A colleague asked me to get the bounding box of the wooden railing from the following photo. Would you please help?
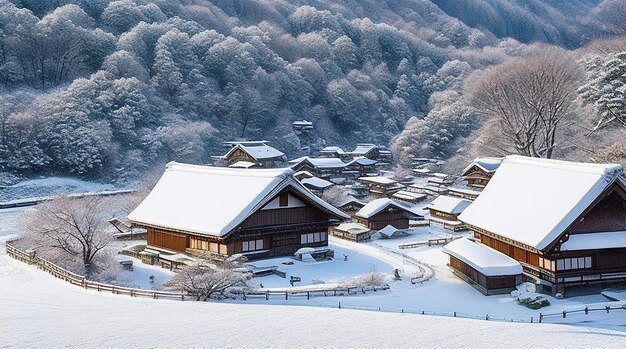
[399,236,461,249]
[5,241,389,301]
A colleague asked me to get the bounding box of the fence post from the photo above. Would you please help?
[562,310,566,318]
[181,294,184,301]
[307,291,310,300]
[585,307,588,315]
[486,314,489,321]
[243,292,246,301]
[266,291,269,300]
[338,302,341,309]
[531,316,533,323]
[285,291,288,300]
[539,313,543,323]
[606,306,610,313]
[454,311,456,317]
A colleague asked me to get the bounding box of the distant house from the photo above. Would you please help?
[443,238,523,295]
[319,146,346,158]
[461,157,504,188]
[447,187,481,201]
[337,197,366,217]
[292,120,313,134]
[426,195,472,232]
[355,198,423,230]
[392,190,426,205]
[343,157,378,177]
[289,157,346,179]
[377,224,409,239]
[459,155,626,295]
[214,141,286,168]
[128,163,349,260]
[300,176,334,196]
[329,222,372,242]
[358,176,405,197]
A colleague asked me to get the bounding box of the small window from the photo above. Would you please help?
[242,241,249,252]
[557,259,564,270]
[301,234,307,244]
[279,192,289,207]
[584,256,592,268]
[256,239,264,250]
[219,244,227,255]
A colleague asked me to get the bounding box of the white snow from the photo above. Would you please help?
[442,238,523,276]
[228,161,258,168]
[459,155,624,249]
[128,162,348,237]
[358,176,398,185]
[300,177,334,189]
[223,141,285,161]
[378,225,405,239]
[334,222,371,235]
[349,144,377,156]
[561,231,626,251]
[426,195,472,215]
[288,157,346,168]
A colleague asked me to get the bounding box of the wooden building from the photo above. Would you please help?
[355,198,423,230]
[289,156,346,179]
[337,197,366,217]
[128,163,349,261]
[319,146,347,159]
[213,141,286,168]
[299,176,334,196]
[392,190,426,204]
[447,187,481,201]
[459,155,626,295]
[329,222,372,242]
[292,120,313,134]
[343,157,378,178]
[461,157,503,188]
[358,176,405,197]
[443,238,523,295]
[426,195,472,232]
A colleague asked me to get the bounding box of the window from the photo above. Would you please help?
[301,232,327,244]
[242,239,264,252]
[279,192,289,207]
[539,257,556,272]
[556,257,592,270]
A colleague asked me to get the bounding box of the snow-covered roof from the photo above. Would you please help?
[427,196,472,215]
[358,176,398,185]
[335,222,371,234]
[223,142,285,161]
[392,191,426,202]
[128,162,348,237]
[462,157,504,175]
[459,155,624,250]
[443,238,523,276]
[289,157,346,168]
[346,157,378,166]
[292,120,313,126]
[300,177,334,189]
[320,146,345,154]
[338,197,366,208]
[350,144,377,156]
[356,198,421,219]
[560,231,626,251]
[228,161,258,169]
[447,187,482,196]
[378,224,405,238]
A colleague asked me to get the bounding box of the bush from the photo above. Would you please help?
[517,295,550,310]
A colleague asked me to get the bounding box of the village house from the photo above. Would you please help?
[459,155,626,295]
[358,176,405,197]
[336,197,366,217]
[319,146,347,159]
[447,187,481,201]
[355,198,423,230]
[461,157,504,188]
[299,176,334,196]
[213,141,286,168]
[443,237,523,295]
[343,157,379,178]
[128,163,349,261]
[392,190,427,204]
[288,156,347,179]
[426,195,472,232]
[292,120,313,134]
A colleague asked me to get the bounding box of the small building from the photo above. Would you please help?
[426,195,472,232]
[348,143,379,159]
[228,161,259,169]
[427,176,454,187]
[329,222,372,242]
[407,184,449,196]
[443,238,523,295]
[350,181,370,198]
[343,157,378,178]
[392,190,427,205]
[300,176,334,196]
[412,168,432,177]
[461,157,504,188]
[459,155,626,295]
[319,146,346,158]
[214,141,286,168]
[358,176,405,197]
[355,198,423,230]
[337,197,366,217]
[289,156,346,179]
[447,187,481,201]
[292,120,313,134]
[377,224,409,239]
[128,163,349,261]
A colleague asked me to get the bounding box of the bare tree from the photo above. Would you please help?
[25,195,113,269]
[164,255,252,300]
[468,47,580,158]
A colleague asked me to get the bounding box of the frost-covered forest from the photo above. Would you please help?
[0,0,624,182]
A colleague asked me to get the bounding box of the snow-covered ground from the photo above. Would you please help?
[0,177,122,202]
[2,206,626,347]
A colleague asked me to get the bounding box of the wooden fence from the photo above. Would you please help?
[538,304,626,323]
[399,236,461,249]
[5,241,389,301]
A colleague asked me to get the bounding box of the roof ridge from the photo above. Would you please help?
[505,155,623,176]
[166,162,293,178]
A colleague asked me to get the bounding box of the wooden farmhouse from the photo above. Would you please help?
[459,155,626,295]
[299,176,334,196]
[461,157,503,188]
[358,176,405,197]
[319,146,347,159]
[337,197,366,217]
[426,195,472,232]
[128,163,349,261]
[355,198,423,230]
[447,187,481,201]
[292,120,313,134]
[289,156,346,179]
[443,238,523,295]
[214,141,286,168]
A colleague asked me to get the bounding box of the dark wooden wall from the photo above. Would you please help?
[241,206,329,228]
[358,210,409,230]
[568,190,626,234]
[450,256,518,290]
[478,234,540,267]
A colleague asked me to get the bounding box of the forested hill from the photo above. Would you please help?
[0,0,617,182]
